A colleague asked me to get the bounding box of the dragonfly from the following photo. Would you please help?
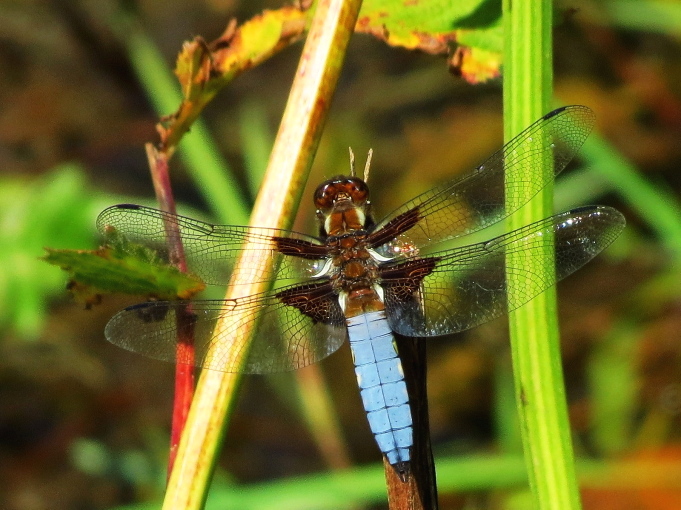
[97,105,625,479]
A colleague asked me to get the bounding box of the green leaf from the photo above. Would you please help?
[43,228,205,306]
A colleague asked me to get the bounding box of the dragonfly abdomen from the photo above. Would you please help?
[347,310,413,471]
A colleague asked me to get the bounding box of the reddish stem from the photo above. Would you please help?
[385,336,438,510]
[168,313,196,473]
[146,144,196,479]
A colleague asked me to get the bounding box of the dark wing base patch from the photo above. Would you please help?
[276,282,341,325]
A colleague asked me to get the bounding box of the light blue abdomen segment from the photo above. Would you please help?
[347,310,413,466]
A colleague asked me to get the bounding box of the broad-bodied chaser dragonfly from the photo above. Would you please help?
[97,106,625,478]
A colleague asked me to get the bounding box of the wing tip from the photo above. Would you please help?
[543,104,593,120]
[571,205,626,229]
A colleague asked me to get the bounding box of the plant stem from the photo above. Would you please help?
[161,1,364,508]
[502,1,583,509]
[146,144,196,478]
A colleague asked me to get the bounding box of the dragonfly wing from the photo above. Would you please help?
[382,206,625,337]
[372,106,596,251]
[104,281,348,374]
[96,204,327,287]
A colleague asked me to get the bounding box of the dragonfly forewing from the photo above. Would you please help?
[96,204,328,288]
[373,105,596,252]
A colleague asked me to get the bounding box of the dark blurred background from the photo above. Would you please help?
[1,0,680,509]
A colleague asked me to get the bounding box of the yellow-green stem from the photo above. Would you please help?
[161,1,364,507]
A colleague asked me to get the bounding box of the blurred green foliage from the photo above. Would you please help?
[1,0,681,509]
[0,164,106,338]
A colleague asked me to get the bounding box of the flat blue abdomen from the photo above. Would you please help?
[347,310,412,467]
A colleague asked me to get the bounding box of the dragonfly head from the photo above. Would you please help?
[314,176,372,236]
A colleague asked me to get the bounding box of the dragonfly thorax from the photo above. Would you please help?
[327,233,382,298]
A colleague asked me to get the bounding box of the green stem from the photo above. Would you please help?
[502,1,582,509]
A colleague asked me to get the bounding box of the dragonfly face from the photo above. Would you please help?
[313,175,372,236]
[97,105,626,477]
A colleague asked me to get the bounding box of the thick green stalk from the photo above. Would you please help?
[502,1,582,509]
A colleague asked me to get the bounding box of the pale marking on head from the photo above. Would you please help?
[355,207,366,228]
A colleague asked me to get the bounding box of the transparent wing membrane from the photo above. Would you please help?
[384,206,625,337]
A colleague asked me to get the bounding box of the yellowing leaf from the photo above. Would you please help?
[356,0,502,83]
[162,6,309,149]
